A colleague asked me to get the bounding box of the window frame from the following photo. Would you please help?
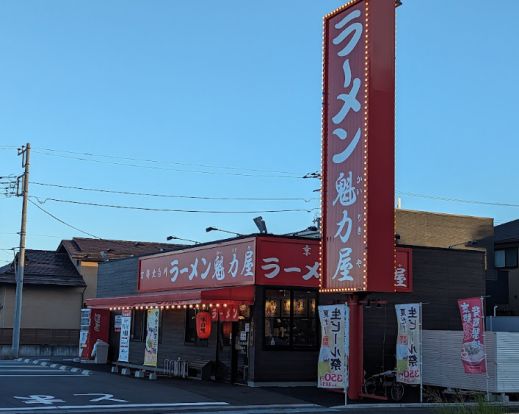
[495,247,518,269]
[263,287,318,351]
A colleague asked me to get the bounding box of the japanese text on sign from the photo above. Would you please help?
[458,297,486,374]
[318,304,349,389]
[395,303,421,385]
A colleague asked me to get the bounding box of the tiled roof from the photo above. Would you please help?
[0,250,85,287]
[59,237,185,262]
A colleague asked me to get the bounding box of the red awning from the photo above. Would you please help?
[85,285,255,309]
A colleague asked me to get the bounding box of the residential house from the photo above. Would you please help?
[0,249,85,356]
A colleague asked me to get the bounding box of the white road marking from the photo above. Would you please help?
[0,374,89,377]
[0,402,229,411]
[73,393,127,403]
[0,370,65,372]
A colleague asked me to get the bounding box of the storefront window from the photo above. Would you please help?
[264,289,317,350]
[131,310,146,342]
[131,309,163,343]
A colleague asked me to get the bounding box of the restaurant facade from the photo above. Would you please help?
[86,235,321,385]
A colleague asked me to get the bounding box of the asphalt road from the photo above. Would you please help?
[0,359,512,414]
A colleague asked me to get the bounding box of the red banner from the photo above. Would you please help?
[139,238,256,292]
[458,297,486,374]
[321,0,395,292]
[394,247,413,292]
[256,238,319,288]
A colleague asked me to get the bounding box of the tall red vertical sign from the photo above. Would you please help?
[321,0,395,292]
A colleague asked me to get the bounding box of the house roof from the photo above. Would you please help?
[0,249,85,287]
[495,220,519,244]
[58,237,185,262]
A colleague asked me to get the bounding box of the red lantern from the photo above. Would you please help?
[222,321,232,338]
[196,312,212,339]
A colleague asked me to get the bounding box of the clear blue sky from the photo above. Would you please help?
[1,0,518,264]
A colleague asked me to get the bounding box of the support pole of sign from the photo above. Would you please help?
[348,295,363,400]
[419,302,423,404]
[344,303,349,406]
[481,296,490,402]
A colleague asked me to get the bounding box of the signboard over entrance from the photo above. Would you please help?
[138,237,320,292]
[321,0,395,292]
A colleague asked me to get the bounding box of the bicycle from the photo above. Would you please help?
[362,370,405,402]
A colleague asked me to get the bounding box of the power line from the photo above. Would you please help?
[398,191,519,208]
[31,196,319,214]
[31,181,319,202]
[0,232,62,239]
[28,199,101,239]
[35,147,301,176]
[32,149,306,179]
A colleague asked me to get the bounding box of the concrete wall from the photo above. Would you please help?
[0,285,83,329]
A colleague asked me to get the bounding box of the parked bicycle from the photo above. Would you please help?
[363,370,405,402]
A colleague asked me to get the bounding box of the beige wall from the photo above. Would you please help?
[0,285,83,329]
[396,209,493,250]
[77,261,99,301]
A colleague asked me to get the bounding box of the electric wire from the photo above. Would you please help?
[35,147,302,176]
[32,150,306,179]
[397,191,519,208]
[31,181,319,203]
[28,199,101,239]
[31,196,320,214]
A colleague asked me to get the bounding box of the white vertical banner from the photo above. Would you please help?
[318,304,349,389]
[395,303,421,385]
[118,310,131,362]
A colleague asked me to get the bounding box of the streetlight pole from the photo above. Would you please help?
[12,143,30,358]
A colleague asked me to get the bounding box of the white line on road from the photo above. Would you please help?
[0,370,66,372]
[0,402,229,411]
[0,374,90,377]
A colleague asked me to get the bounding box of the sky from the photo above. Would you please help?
[1,0,519,265]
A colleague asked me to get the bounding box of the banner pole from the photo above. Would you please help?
[481,296,490,402]
[419,302,423,403]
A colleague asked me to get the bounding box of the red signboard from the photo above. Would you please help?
[321,0,395,292]
[256,238,319,288]
[139,238,256,292]
[139,237,320,292]
[211,305,239,322]
[394,247,413,292]
[458,297,486,374]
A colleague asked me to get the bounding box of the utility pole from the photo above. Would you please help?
[12,143,30,358]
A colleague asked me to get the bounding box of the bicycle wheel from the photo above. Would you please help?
[390,383,405,401]
[363,378,377,395]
